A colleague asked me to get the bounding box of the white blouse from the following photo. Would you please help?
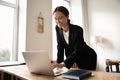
[63,30,69,44]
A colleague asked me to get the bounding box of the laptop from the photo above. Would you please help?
[22,50,68,76]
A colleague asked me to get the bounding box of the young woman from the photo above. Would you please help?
[53,6,97,70]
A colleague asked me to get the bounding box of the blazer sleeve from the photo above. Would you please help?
[56,26,64,63]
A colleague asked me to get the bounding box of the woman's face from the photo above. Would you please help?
[53,11,69,28]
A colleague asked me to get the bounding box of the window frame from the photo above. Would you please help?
[0,0,19,61]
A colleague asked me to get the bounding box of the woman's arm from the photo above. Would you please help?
[56,26,64,63]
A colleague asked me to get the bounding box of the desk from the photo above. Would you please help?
[0,65,120,80]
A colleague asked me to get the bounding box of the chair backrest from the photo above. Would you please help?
[105,59,120,73]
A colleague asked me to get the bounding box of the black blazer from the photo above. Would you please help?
[55,23,97,70]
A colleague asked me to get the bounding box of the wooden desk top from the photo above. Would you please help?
[0,65,120,80]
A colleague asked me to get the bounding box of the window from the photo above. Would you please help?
[1,0,16,4]
[0,0,19,61]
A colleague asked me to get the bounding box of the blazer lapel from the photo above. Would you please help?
[59,28,68,46]
[69,26,76,47]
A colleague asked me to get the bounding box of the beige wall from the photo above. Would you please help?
[26,0,52,59]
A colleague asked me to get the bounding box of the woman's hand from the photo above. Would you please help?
[52,62,66,69]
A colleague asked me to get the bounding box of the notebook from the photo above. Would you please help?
[22,50,68,76]
[61,70,92,80]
